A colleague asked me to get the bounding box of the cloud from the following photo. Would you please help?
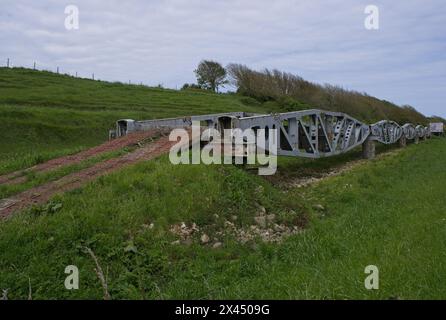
[1,0,445,117]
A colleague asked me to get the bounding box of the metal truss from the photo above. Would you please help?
[370,120,402,144]
[233,110,370,158]
[402,124,417,140]
[112,109,430,159]
[416,125,426,138]
[115,112,260,137]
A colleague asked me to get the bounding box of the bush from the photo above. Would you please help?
[239,96,261,106]
[277,96,310,112]
[181,83,206,91]
[227,63,429,124]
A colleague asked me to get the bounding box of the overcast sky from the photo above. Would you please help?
[1,0,445,117]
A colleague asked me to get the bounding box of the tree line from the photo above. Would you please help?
[185,60,442,125]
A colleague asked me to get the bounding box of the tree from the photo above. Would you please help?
[194,60,227,92]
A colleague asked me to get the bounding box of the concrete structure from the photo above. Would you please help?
[399,135,407,147]
[362,136,376,159]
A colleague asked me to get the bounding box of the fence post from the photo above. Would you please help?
[33,62,36,70]
[7,58,10,68]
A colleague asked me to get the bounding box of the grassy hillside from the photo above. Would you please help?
[0,67,435,173]
[0,67,277,174]
[1,67,445,300]
[0,67,260,114]
[1,138,445,299]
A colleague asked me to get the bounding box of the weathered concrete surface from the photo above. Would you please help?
[362,137,376,159]
[399,136,407,148]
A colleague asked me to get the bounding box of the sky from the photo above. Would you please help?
[1,0,445,117]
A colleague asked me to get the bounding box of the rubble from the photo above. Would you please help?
[169,212,301,246]
[200,234,210,244]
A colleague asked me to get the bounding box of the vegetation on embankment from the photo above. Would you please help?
[0,67,277,174]
[0,147,131,199]
[226,64,442,125]
[1,65,445,300]
[0,67,263,114]
[0,137,445,299]
[2,66,441,175]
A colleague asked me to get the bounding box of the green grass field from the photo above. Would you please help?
[0,67,445,299]
[0,67,275,174]
[1,138,445,299]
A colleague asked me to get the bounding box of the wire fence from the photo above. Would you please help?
[2,57,161,88]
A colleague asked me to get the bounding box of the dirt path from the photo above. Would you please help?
[0,133,178,218]
[0,130,162,186]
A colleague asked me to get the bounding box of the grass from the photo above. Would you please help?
[1,67,444,300]
[0,138,445,299]
[270,143,398,184]
[0,68,259,114]
[0,67,279,174]
[0,147,132,199]
[0,104,115,175]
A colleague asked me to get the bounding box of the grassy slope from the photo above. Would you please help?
[0,67,274,174]
[0,139,445,299]
[0,68,260,114]
[1,67,445,299]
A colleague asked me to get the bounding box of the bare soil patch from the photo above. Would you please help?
[0,130,161,186]
[0,131,176,218]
